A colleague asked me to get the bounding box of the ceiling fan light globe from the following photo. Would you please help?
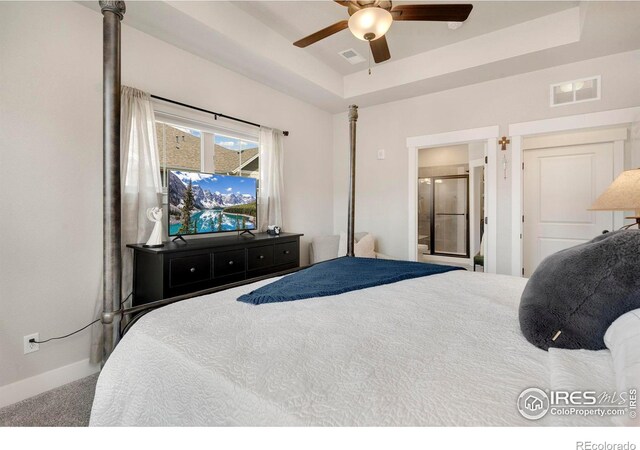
[348,7,393,41]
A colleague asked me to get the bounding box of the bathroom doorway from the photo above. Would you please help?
[415,142,486,269]
[407,126,497,272]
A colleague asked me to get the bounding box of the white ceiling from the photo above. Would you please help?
[81,1,640,113]
[233,1,578,75]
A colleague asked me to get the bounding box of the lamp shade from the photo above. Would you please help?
[589,168,640,216]
[348,7,393,41]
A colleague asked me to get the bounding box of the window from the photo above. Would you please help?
[156,122,202,188]
[214,134,259,178]
[550,76,601,107]
[154,114,260,193]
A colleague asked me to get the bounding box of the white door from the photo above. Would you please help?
[523,143,614,277]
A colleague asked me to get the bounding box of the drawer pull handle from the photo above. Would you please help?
[259,255,265,260]
[228,260,234,265]
[284,250,290,255]
[190,267,196,273]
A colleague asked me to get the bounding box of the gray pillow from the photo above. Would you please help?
[519,230,640,351]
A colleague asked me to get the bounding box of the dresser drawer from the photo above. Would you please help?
[247,245,274,270]
[274,241,298,266]
[214,249,245,278]
[169,253,211,287]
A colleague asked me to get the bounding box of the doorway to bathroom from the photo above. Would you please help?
[407,126,498,272]
[415,143,486,269]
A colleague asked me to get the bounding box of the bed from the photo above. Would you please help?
[94,4,620,427]
[89,269,617,426]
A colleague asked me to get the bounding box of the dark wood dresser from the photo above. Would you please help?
[127,232,303,307]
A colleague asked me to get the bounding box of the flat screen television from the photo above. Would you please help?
[168,170,258,237]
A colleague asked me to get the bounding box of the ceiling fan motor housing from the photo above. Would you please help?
[347,1,393,16]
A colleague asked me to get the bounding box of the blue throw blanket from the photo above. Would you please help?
[237,257,464,305]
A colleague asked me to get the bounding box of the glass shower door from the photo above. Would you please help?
[433,176,469,257]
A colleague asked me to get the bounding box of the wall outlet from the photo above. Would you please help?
[377,149,385,160]
[24,333,39,354]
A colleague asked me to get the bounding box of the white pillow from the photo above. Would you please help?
[338,232,376,258]
[604,308,640,426]
[354,233,376,258]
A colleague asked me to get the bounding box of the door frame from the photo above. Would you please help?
[407,126,499,273]
[469,157,485,267]
[508,106,640,277]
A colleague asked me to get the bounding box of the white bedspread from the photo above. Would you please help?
[90,270,615,426]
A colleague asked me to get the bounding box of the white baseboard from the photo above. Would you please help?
[0,359,100,409]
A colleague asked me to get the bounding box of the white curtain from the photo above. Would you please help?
[119,87,163,302]
[632,120,640,168]
[258,127,285,232]
[91,86,162,364]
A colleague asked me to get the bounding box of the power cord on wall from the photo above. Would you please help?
[29,292,132,345]
[29,319,101,344]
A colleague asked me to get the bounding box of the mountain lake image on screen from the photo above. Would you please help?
[168,170,258,236]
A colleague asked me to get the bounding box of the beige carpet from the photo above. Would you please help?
[0,373,99,427]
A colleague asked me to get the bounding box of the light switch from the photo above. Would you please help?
[377,149,385,160]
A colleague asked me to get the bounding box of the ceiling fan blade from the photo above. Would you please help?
[391,4,473,22]
[293,20,349,48]
[370,35,391,63]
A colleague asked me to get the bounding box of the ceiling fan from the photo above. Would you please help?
[293,1,473,64]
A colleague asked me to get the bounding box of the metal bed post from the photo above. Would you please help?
[347,105,358,257]
[100,0,125,365]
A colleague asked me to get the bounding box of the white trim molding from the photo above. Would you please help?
[407,126,500,149]
[0,359,100,409]
[406,126,499,273]
[522,127,627,150]
[486,137,498,274]
[508,106,640,277]
[509,107,640,137]
[468,156,485,269]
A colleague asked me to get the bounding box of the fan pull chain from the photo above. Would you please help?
[368,49,372,75]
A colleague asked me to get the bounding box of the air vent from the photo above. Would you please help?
[339,48,366,65]
[550,76,600,107]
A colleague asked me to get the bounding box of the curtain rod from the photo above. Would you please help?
[150,94,289,136]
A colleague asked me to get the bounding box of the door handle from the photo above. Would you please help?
[228,260,234,265]
[190,267,196,273]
